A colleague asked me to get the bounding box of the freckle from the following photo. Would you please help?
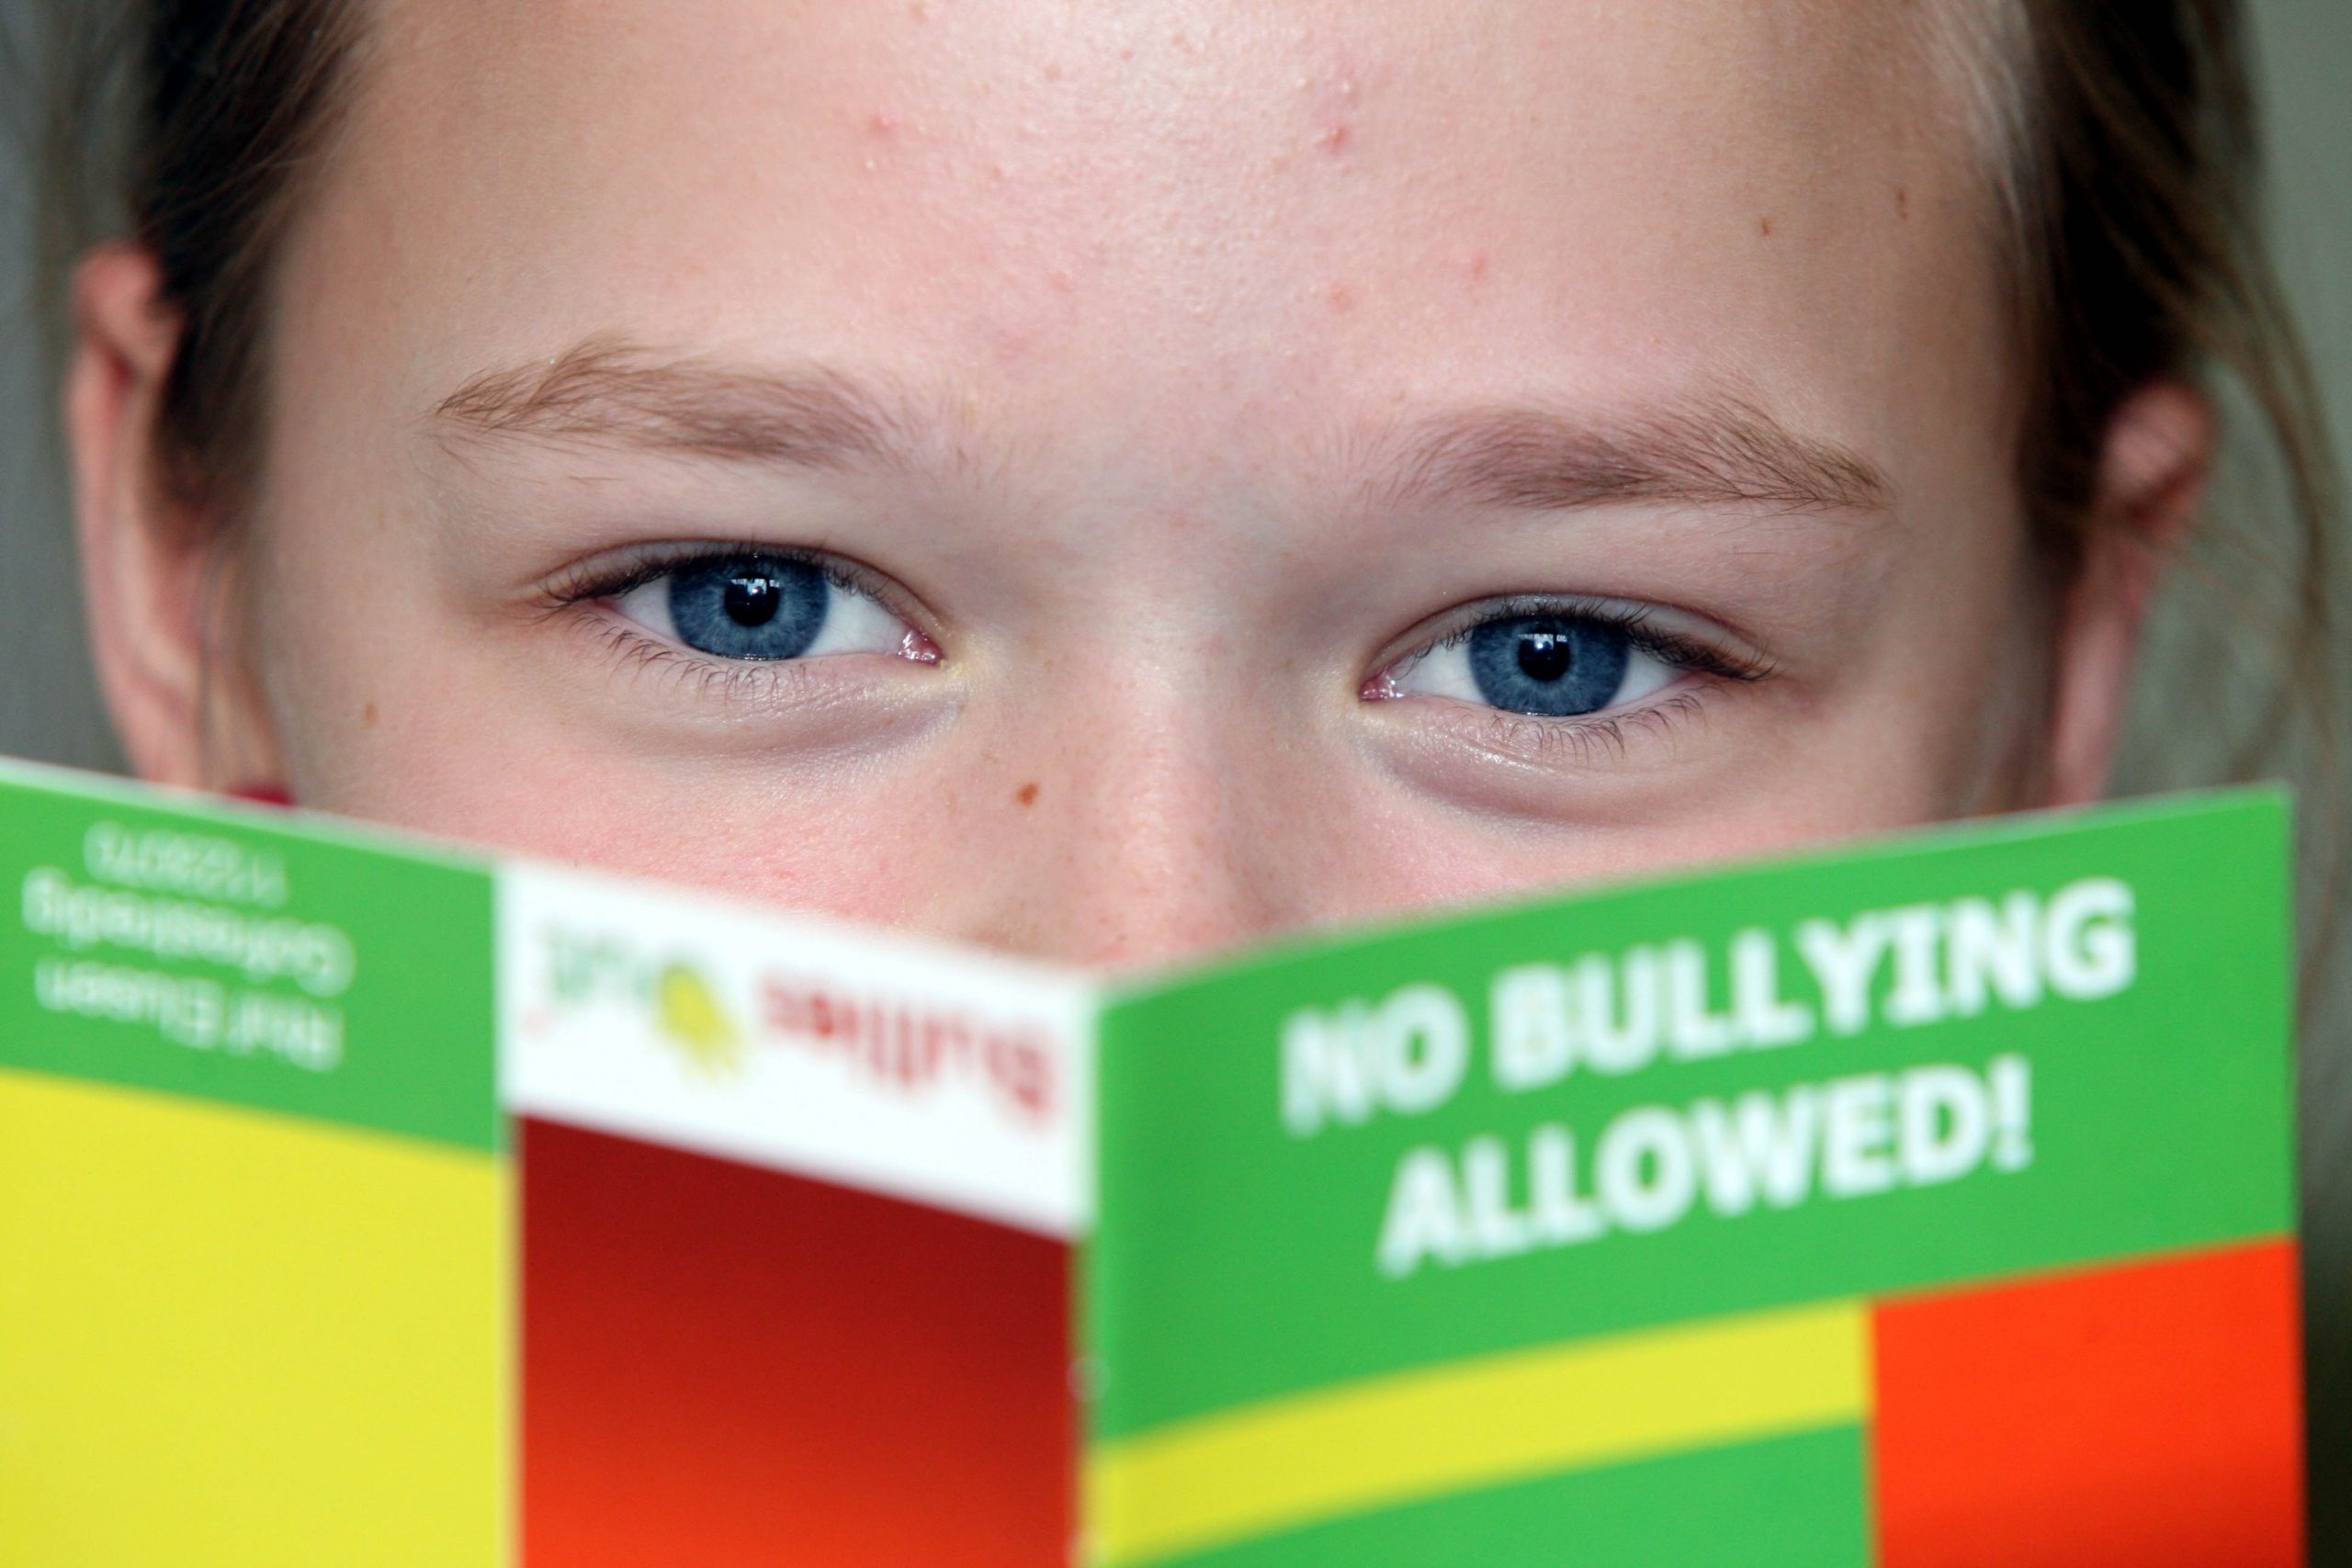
[1758,217,1773,237]
[1042,60,1065,82]
[909,0,926,17]
[1015,782,1040,807]
[1897,186,1910,220]
[1319,121,1352,154]
[361,702,379,728]
[1327,280,1356,312]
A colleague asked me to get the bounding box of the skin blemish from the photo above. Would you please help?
[361,702,379,728]
[1758,217,1774,237]
[1306,57,1365,157]
[1015,782,1040,807]
[1042,60,1066,82]
[1327,280,1357,312]
[869,109,900,137]
[1897,186,1910,220]
[1464,248,1491,283]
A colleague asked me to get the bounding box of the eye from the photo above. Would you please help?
[608,552,933,663]
[1373,601,1748,719]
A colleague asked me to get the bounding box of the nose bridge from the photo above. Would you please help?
[949,674,1309,971]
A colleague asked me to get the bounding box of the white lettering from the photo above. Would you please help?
[1821,1075,1897,1198]
[2044,878,2136,1000]
[1690,1089,1821,1214]
[1377,1146,1468,1278]
[1595,1107,1697,1233]
[1490,964,1575,1092]
[1795,915,1890,1036]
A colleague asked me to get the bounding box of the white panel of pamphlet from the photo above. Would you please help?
[496,863,1094,1237]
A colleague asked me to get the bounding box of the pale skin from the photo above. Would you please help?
[70,0,2207,969]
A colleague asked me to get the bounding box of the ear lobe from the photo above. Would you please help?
[67,245,279,794]
[2040,381,2213,807]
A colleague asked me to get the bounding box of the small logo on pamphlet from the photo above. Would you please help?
[652,963,745,1077]
[534,921,1061,1124]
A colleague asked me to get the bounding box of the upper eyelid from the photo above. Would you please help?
[540,541,936,638]
[1378,593,1770,682]
[1385,592,1657,660]
[545,541,837,602]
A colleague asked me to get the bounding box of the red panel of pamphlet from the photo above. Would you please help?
[522,1120,1075,1565]
[1872,1240,2304,1568]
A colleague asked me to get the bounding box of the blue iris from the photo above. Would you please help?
[1466,615,1631,716]
[667,556,829,660]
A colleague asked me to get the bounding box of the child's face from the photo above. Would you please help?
[160,0,2083,963]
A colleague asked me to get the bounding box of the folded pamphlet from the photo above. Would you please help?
[0,758,2304,1564]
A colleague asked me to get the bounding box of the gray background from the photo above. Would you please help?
[6,0,2352,1548]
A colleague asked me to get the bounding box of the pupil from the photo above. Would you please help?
[724,571,783,627]
[1516,626,1575,683]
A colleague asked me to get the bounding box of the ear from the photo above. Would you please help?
[67,245,281,795]
[2040,381,2213,807]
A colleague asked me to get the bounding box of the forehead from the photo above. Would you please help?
[303,0,2004,463]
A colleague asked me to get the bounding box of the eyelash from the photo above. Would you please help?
[534,542,933,709]
[576,613,807,702]
[1373,593,1776,760]
[1382,593,1775,690]
[541,542,884,617]
[540,554,1771,763]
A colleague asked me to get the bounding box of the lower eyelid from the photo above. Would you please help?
[549,609,963,761]
[1387,681,1721,768]
[567,605,924,726]
[580,610,826,700]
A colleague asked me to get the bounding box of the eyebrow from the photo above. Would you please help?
[431,337,917,469]
[1366,396,1894,518]
[435,339,1892,519]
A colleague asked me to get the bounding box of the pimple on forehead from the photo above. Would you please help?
[326,0,2002,474]
[1301,48,1374,160]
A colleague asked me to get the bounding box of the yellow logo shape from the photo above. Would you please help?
[654,964,743,1077]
